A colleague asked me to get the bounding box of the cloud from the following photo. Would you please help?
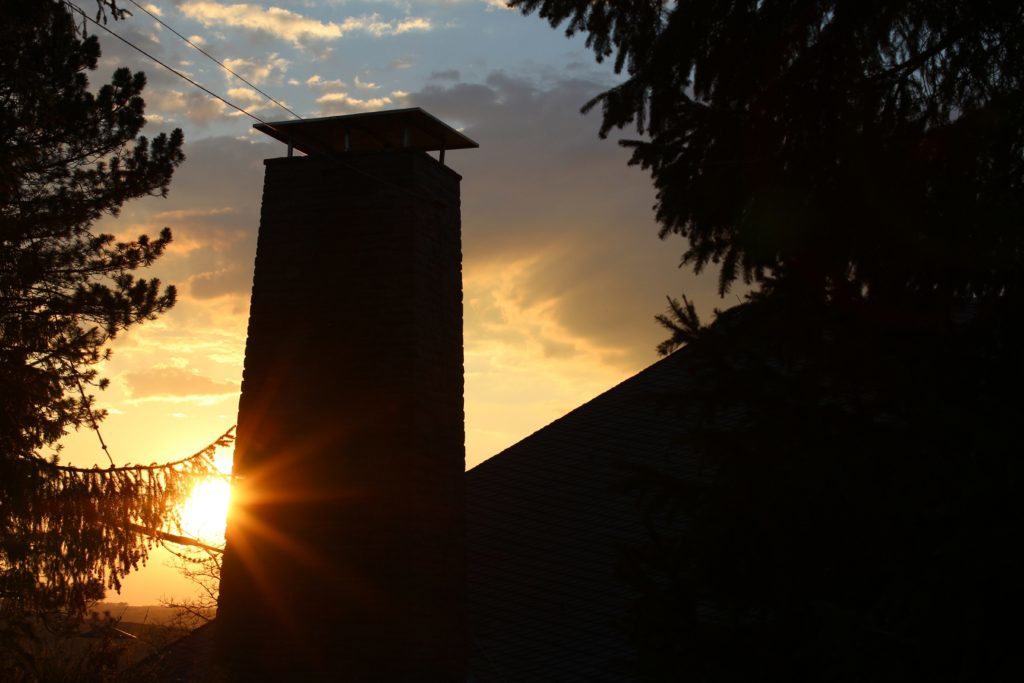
[348,0,510,8]
[145,89,226,125]
[186,266,250,299]
[306,74,347,91]
[407,72,725,368]
[223,53,289,85]
[463,256,633,466]
[226,86,267,108]
[466,256,629,365]
[315,92,393,114]
[136,73,723,371]
[151,207,238,221]
[140,73,721,373]
[180,2,432,46]
[96,73,725,468]
[353,76,379,90]
[124,366,238,399]
[181,2,343,42]
[100,136,268,304]
[388,17,432,34]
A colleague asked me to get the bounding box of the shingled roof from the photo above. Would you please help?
[467,349,699,682]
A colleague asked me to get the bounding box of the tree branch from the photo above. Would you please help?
[127,524,223,554]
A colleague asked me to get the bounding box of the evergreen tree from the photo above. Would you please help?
[0,1,221,665]
[512,1,1024,679]
[513,0,1023,304]
[0,0,183,459]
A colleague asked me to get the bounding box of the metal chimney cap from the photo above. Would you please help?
[253,107,479,157]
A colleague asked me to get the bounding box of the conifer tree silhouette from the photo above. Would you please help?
[514,1,1023,679]
[514,0,1023,304]
[0,3,221,669]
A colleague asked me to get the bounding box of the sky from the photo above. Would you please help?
[56,0,729,604]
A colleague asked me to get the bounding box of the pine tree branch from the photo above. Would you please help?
[14,426,235,474]
[128,524,223,554]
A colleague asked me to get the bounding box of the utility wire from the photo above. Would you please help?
[54,2,468,557]
[65,0,271,125]
[63,3,454,223]
[124,0,302,120]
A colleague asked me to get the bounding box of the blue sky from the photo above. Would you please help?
[61,0,727,603]
[99,1,616,131]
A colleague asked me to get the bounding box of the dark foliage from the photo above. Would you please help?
[0,0,183,460]
[628,297,1023,680]
[512,0,1024,679]
[513,0,1024,303]
[0,0,220,662]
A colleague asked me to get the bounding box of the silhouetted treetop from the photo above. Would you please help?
[0,0,211,638]
[513,5,1024,678]
[1,0,183,458]
[513,0,1024,303]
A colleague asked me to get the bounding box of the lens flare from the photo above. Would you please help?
[180,449,234,543]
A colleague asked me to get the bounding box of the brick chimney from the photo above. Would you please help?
[217,109,476,681]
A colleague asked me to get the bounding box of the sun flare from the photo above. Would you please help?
[181,478,232,543]
[179,449,234,543]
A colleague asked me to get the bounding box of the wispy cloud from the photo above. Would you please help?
[146,89,226,125]
[226,86,268,108]
[387,17,432,34]
[341,0,510,9]
[180,2,432,46]
[316,92,393,114]
[306,74,347,90]
[181,2,342,42]
[223,53,289,85]
[124,366,238,400]
[466,256,629,367]
[462,255,632,466]
[151,207,238,221]
[353,76,379,90]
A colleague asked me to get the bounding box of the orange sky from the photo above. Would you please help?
[58,122,725,605]
[54,3,730,607]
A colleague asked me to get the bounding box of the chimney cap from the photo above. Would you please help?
[253,108,479,156]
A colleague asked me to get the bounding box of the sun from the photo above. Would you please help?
[179,450,234,544]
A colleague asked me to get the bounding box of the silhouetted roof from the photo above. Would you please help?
[144,345,706,682]
[253,108,479,156]
[467,349,702,681]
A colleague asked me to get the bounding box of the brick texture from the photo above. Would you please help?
[217,151,466,681]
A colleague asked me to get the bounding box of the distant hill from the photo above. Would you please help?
[92,602,196,626]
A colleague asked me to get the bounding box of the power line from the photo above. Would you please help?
[54,5,458,478]
[64,0,271,125]
[124,0,302,120]
[63,3,454,217]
